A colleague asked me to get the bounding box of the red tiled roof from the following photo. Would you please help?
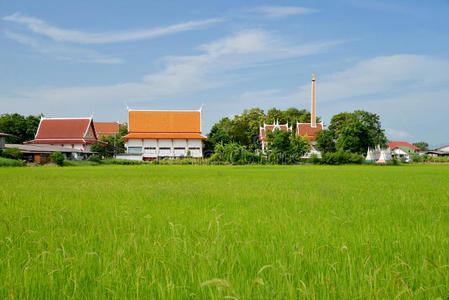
[128,110,201,133]
[388,141,420,150]
[296,123,323,141]
[124,133,206,140]
[95,122,119,136]
[25,118,98,144]
[259,124,290,141]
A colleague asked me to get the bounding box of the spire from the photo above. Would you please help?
[311,73,316,128]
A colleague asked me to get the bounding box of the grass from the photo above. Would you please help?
[0,165,448,299]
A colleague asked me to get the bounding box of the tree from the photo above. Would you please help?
[119,123,128,136]
[328,112,357,139]
[315,129,336,153]
[90,134,126,158]
[328,110,387,149]
[413,142,428,150]
[50,152,65,166]
[354,110,387,146]
[0,113,42,144]
[335,121,372,154]
[266,129,309,163]
[289,134,310,161]
[204,117,233,156]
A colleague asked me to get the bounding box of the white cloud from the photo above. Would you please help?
[308,54,449,102]
[253,6,316,19]
[4,31,123,64]
[385,128,411,139]
[5,29,337,103]
[3,12,223,44]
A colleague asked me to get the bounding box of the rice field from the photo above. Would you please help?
[1,165,448,299]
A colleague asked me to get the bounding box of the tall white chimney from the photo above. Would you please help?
[311,73,316,127]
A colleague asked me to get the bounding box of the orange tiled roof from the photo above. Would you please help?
[128,110,201,133]
[95,122,119,136]
[124,133,206,140]
[296,123,323,141]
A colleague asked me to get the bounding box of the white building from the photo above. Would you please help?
[122,108,206,160]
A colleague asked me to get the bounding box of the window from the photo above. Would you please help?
[174,147,186,150]
[128,147,142,154]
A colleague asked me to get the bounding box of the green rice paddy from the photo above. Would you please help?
[1,165,448,299]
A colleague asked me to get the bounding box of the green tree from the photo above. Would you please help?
[354,110,387,146]
[119,123,128,136]
[315,129,336,153]
[0,113,42,144]
[413,142,428,150]
[266,129,291,153]
[90,134,126,158]
[328,112,357,139]
[335,121,372,154]
[204,117,233,156]
[328,110,387,149]
[266,129,309,163]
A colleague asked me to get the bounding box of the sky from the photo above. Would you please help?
[1,0,448,147]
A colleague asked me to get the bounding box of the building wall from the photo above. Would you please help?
[126,138,203,158]
[438,145,449,152]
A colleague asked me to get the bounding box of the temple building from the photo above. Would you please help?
[122,108,206,160]
[259,121,292,153]
[25,117,103,152]
[296,73,323,141]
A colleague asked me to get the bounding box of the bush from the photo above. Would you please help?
[321,149,363,165]
[88,155,101,163]
[1,148,22,160]
[411,153,421,163]
[102,159,149,165]
[0,157,25,167]
[423,155,449,163]
[50,152,65,166]
[308,153,321,165]
[350,153,364,164]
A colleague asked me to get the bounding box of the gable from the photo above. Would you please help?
[84,121,97,140]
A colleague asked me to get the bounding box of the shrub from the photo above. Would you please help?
[350,153,364,164]
[50,152,65,166]
[321,149,363,165]
[1,148,22,160]
[308,153,321,165]
[0,157,25,167]
[88,155,102,163]
[411,153,421,163]
[102,159,149,165]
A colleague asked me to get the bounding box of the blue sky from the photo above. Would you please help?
[1,0,448,146]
